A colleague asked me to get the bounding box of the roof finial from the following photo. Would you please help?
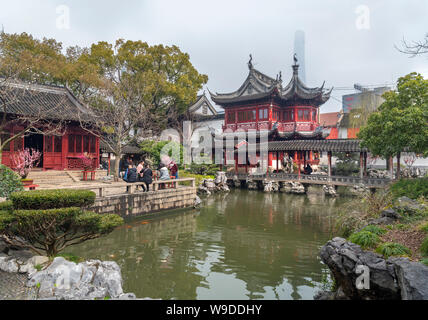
[292,54,299,75]
[248,54,253,70]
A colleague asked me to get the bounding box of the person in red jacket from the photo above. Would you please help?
[168,161,179,179]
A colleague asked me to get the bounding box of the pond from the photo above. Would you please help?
[67,188,350,300]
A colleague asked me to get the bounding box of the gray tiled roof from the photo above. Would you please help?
[210,58,332,106]
[0,81,92,122]
[240,139,366,153]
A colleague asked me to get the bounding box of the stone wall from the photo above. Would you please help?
[91,187,197,218]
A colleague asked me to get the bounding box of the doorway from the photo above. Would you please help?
[24,134,44,168]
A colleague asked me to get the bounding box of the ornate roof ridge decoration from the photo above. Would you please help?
[188,92,219,116]
[281,55,332,104]
[209,55,333,106]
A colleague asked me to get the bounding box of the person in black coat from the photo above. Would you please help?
[124,165,138,183]
[141,164,153,192]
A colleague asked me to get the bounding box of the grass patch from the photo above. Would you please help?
[362,225,387,236]
[376,242,411,258]
[390,178,428,200]
[349,231,381,249]
[420,236,428,257]
[419,222,428,233]
[56,253,84,264]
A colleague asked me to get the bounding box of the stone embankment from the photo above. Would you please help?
[315,237,428,300]
[0,242,137,300]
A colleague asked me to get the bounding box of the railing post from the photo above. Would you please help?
[99,187,104,197]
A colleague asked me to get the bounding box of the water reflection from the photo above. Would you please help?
[67,189,345,300]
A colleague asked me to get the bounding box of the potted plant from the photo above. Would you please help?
[10,148,42,185]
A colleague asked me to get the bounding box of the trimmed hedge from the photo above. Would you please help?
[0,201,13,212]
[0,207,123,256]
[390,178,428,200]
[10,189,96,210]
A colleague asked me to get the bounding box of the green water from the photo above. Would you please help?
[67,189,348,300]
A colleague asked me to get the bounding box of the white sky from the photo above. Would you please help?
[1,0,428,112]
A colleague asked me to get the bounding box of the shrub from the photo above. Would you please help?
[187,164,220,176]
[349,231,381,249]
[362,225,387,236]
[0,164,24,199]
[376,242,411,258]
[0,201,13,212]
[10,189,96,210]
[422,258,428,266]
[0,207,123,257]
[390,178,428,200]
[421,236,428,257]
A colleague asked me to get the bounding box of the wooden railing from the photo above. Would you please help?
[226,172,390,188]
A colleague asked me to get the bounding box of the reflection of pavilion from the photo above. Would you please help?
[206,191,332,299]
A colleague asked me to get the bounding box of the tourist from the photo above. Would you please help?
[159,164,170,181]
[168,160,179,180]
[137,160,145,180]
[304,164,313,175]
[141,164,153,192]
[158,164,170,189]
[124,165,138,183]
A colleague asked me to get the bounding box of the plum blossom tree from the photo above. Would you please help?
[10,148,41,179]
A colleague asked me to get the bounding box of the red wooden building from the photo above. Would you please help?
[0,81,99,171]
[210,55,332,172]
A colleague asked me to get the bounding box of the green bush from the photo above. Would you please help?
[419,222,428,233]
[187,164,220,176]
[0,207,123,257]
[362,225,387,236]
[0,201,13,212]
[349,231,381,249]
[10,189,96,210]
[390,178,428,200]
[421,258,428,266]
[421,236,428,257]
[376,242,411,258]
[0,164,24,199]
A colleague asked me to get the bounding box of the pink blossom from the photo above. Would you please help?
[10,148,42,179]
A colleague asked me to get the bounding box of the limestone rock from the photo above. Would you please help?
[319,237,428,300]
[194,195,202,208]
[27,257,134,300]
[323,185,338,197]
[392,258,428,300]
[0,255,19,273]
[394,196,425,215]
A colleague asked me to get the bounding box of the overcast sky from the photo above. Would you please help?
[1,0,427,112]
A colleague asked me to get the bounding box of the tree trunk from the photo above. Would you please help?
[113,153,121,182]
[396,152,401,180]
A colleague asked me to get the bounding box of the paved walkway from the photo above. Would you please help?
[0,271,38,300]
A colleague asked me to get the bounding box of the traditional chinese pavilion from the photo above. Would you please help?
[0,81,99,171]
[210,55,333,172]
